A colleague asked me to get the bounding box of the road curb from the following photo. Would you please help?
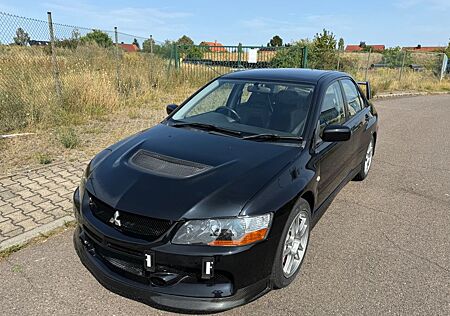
[374,91,450,99]
[0,215,75,252]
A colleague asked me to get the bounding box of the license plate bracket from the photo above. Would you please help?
[144,251,155,272]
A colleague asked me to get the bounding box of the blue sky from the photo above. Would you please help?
[1,0,449,47]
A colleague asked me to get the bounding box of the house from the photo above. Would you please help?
[119,43,139,52]
[345,44,385,52]
[200,40,227,52]
[402,45,445,53]
[345,43,385,52]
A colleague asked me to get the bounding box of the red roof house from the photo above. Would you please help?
[200,41,227,52]
[402,45,445,52]
[119,43,139,52]
[345,44,385,52]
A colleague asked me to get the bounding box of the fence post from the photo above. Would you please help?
[149,34,153,54]
[399,50,407,81]
[237,43,242,68]
[302,46,308,68]
[364,48,372,81]
[175,45,180,69]
[114,27,121,92]
[47,12,62,103]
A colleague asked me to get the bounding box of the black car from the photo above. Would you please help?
[73,69,378,313]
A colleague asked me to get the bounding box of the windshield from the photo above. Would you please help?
[171,79,315,137]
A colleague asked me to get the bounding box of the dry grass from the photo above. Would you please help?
[1,44,449,175]
[351,68,450,96]
[0,44,204,133]
[0,93,192,176]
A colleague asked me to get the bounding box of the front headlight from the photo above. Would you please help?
[172,213,272,246]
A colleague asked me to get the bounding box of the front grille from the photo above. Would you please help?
[130,150,212,178]
[88,193,173,241]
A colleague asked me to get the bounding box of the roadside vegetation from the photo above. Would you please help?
[0,28,449,175]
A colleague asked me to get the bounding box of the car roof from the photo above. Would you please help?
[221,68,348,84]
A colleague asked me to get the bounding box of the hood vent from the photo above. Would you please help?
[130,150,212,178]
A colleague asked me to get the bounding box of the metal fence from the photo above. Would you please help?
[336,49,447,81]
[171,44,307,81]
[0,11,448,133]
[0,11,166,132]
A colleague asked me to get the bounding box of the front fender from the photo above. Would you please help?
[240,151,316,219]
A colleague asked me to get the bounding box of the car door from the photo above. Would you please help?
[340,79,372,169]
[314,81,353,206]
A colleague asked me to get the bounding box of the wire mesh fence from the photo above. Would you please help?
[0,11,175,133]
[171,45,307,82]
[336,49,447,93]
[0,11,449,134]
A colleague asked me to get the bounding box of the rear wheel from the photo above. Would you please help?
[353,137,374,181]
[271,198,311,289]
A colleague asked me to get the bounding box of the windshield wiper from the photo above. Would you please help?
[242,133,303,142]
[171,122,242,137]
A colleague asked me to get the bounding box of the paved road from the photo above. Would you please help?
[1,95,449,315]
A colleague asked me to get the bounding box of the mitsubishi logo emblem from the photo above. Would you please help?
[109,210,121,227]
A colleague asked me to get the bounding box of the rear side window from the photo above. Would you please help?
[341,79,363,117]
[319,82,346,134]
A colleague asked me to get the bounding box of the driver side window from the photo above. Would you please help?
[185,82,234,117]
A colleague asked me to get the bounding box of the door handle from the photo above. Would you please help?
[352,121,363,131]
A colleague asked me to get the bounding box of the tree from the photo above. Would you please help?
[382,46,412,68]
[269,35,283,47]
[14,28,30,46]
[309,29,338,69]
[271,39,312,68]
[338,38,345,51]
[80,30,113,47]
[71,29,81,40]
[143,39,173,58]
[132,38,140,49]
[142,37,155,52]
[176,35,194,46]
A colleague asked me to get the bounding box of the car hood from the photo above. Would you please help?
[86,124,300,221]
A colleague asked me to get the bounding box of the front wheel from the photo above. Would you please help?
[271,198,311,289]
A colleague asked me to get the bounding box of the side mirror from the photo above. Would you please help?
[321,125,351,142]
[166,104,178,115]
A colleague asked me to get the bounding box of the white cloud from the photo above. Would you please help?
[42,0,191,39]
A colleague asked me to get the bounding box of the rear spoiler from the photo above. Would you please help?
[357,81,372,100]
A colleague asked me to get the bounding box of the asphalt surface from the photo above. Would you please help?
[1,95,449,315]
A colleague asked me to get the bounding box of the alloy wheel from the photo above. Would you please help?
[282,210,310,278]
[364,139,374,175]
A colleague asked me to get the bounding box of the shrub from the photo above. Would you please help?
[58,127,80,149]
[36,152,53,165]
[80,30,113,48]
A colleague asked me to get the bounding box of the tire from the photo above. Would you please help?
[353,136,374,181]
[271,198,311,289]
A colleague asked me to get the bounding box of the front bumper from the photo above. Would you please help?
[73,188,280,313]
[74,226,270,313]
